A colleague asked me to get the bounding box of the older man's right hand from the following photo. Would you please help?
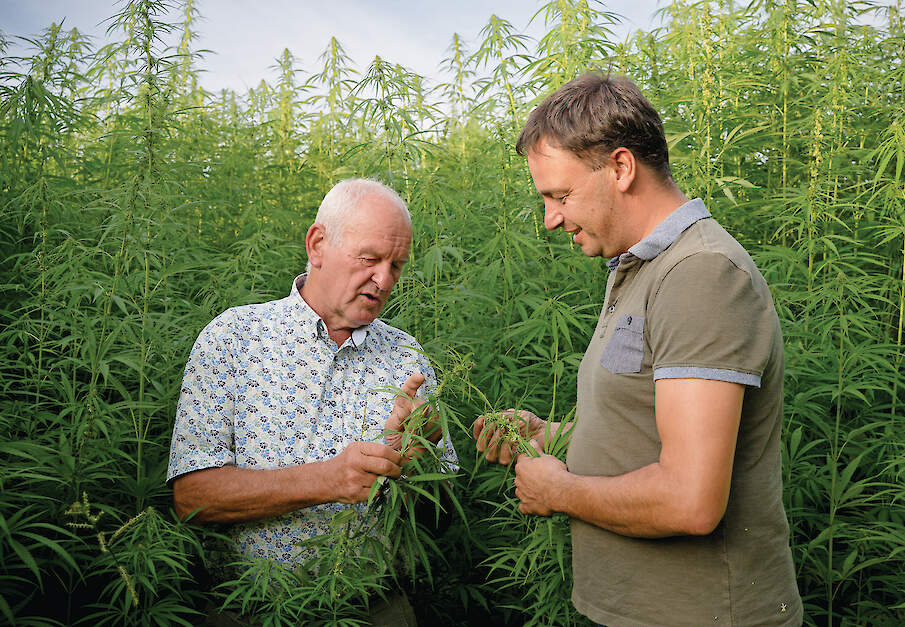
[329,441,403,504]
[473,409,546,465]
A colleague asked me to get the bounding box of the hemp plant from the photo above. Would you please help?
[473,401,587,626]
[4,0,905,623]
[212,375,465,624]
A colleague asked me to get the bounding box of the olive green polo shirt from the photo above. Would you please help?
[568,199,802,626]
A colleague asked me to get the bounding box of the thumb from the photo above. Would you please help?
[385,412,402,432]
[401,373,426,399]
[529,438,543,455]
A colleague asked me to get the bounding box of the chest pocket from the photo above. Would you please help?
[600,314,645,374]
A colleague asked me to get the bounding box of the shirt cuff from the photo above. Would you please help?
[653,366,761,388]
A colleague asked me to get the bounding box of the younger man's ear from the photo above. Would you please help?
[610,147,636,192]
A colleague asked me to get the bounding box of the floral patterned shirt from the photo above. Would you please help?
[167,274,455,567]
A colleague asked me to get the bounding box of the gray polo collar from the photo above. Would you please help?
[606,198,711,271]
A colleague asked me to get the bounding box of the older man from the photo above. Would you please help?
[474,74,802,626]
[168,178,451,624]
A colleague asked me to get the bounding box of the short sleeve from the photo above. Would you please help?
[166,311,238,483]
[648,252,775,387]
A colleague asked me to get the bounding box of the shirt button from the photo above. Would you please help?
[608,305,615,313]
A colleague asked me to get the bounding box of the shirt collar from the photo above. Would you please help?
[289,273,371,348]
[606,198,710,271]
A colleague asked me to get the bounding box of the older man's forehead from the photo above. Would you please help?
[345,221,411,252]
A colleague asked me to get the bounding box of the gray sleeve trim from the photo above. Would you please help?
[653,366,762,388]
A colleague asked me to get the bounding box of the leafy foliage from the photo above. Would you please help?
[1,0,904,624]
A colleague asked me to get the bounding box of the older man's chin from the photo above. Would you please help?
[351,308,383,327]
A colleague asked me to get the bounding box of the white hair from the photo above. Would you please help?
[315,178,410,245]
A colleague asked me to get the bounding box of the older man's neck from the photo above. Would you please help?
[298,280,352,347]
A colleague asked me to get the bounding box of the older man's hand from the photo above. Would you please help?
[384,373,440,463]
[329,441,403,504]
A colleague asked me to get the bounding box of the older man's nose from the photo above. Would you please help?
[372,266,392,292]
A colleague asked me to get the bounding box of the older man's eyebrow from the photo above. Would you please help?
[358,249,409,263]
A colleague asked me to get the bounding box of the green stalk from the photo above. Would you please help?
[893,233,905,418]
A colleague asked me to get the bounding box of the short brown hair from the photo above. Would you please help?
[516,73,671,179]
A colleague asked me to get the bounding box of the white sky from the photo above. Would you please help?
[2,0,665,93]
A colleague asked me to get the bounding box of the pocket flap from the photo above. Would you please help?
[614,314,644,333]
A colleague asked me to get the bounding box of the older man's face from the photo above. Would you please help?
[316,195,411,332]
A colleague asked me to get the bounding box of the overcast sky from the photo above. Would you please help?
[2,0,665,92]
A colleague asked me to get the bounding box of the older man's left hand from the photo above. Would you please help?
[514,440,569,516]
[384,373,440,463]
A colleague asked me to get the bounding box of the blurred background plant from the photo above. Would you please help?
[1,0,904,624]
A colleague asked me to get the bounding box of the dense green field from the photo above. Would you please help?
[2,0,904,624]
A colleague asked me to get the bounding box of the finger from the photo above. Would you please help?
[472,416,485,441]
[512,410,534,434]
[476,419,496,453]
[355,440,386,457]
[499,441,514,465]
[384,431,402,451]
[381,460,403,478]
[422,417,443,443]
[401,444,427,466]
[386,398,412,432]
[485,422,506,456]
[529,438,543,455]
[382,447,404,468]
[349,474,378,501]
[483,431,500,461]
[505,408,522,427]
[385,416,402,436]
[484,429,504,462]
[359,441,404,466]
[479,422,497,453]
[363,455,402,478]
[401,373,426,399]
[412,398,433,421]
[410,398,435,427]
